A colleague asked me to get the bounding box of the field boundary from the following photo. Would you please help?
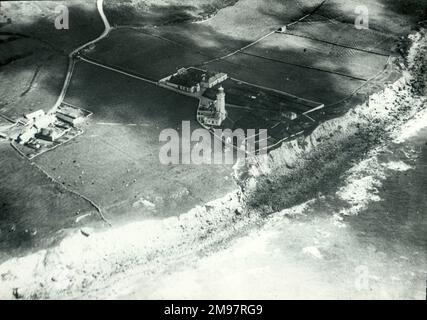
[239,51,369,81]
[281,32,391,57]
[31,161,112,227]
[198,0,328,66]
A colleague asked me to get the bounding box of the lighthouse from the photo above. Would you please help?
[216,86,226,118]
[197,85,227,127]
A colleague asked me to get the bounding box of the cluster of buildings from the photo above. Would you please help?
[160,67,229,127]
[159,65,320,130]
[17,110,57,144]
[17,104,88,147]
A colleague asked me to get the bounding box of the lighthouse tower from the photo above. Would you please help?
[216,86,226,120]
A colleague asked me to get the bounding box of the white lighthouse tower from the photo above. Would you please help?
[216,86,226,122]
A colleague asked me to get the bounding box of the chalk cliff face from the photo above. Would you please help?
[239,29,427,214]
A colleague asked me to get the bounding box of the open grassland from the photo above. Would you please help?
[1,0,103,52]
[0,52,67,119]
[285,17,398,55]
[243,32,390,81]
[315,0,426,36]
[0,143,97,261]
[84,28,210,80]
[104,0,322,34]
[104,0,239,26]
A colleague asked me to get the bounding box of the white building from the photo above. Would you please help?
[282,111,297,120]
[201,73,228,89]
[216,86,226,117]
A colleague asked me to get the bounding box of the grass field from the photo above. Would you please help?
[0,143,97,261]
[314,0,426,36]
[244,32,390,81]
[285,18,398,55]
[1,1,104,52]
[0,51,67,119]
[104,0,240,26]
[85,28,210,80]
[90,0,326,82]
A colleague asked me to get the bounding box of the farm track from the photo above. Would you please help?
[51,0,111,114]
[78,55,158,85]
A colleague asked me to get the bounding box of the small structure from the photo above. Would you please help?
[17,126,38,144]
[282,111,297,120]
[24,110,45,120]
[278,26,287,33]
[35,127,66,142]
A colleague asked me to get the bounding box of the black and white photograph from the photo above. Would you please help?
[0,0,426,303]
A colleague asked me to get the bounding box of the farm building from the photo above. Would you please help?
[55,105,86,126]
[200,72,228,89]
[35,127,66,142]
[160,67,228,94]
[282,111,297,120]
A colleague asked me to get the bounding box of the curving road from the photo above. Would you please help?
[50,0,111,114]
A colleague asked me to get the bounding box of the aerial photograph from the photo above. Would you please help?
[0,0,426,302]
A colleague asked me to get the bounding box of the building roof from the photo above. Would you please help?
[25,110,45,120]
